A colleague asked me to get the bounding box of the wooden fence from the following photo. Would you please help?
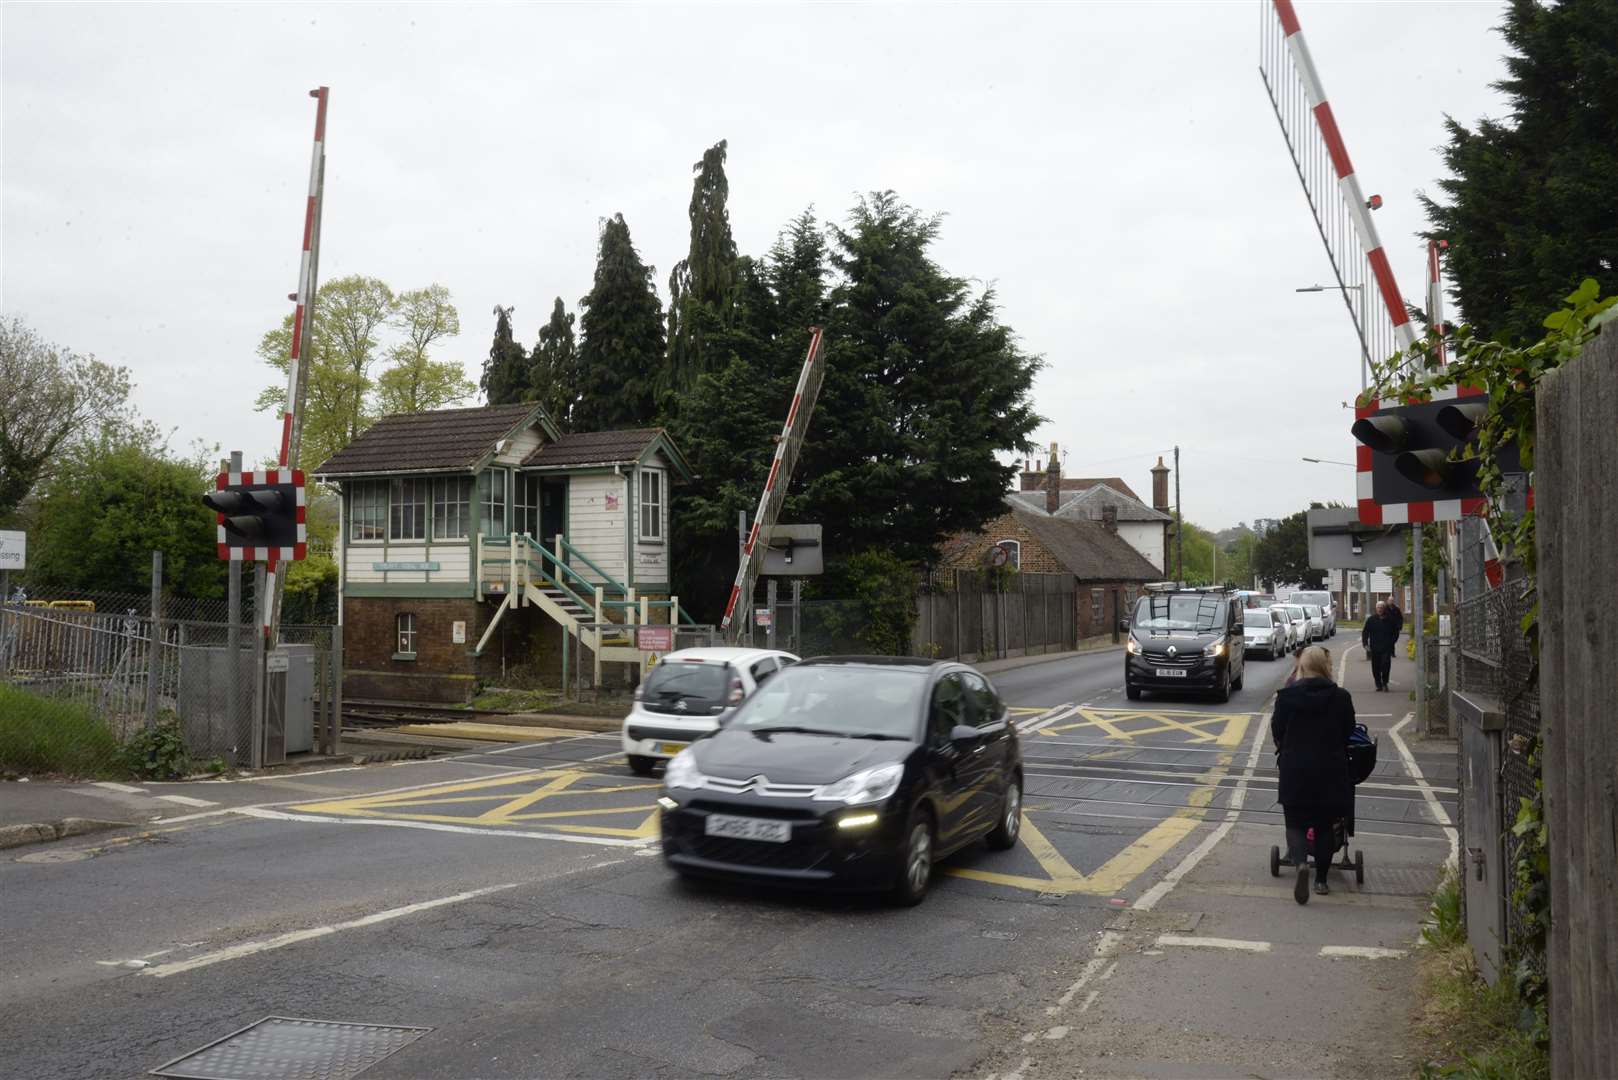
[912,571,1076,662]
[1536,327,1618,1079]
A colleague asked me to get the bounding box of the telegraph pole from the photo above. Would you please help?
[1174,445,1183,582]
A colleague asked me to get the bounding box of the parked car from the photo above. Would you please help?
[621,647,799,776]
[659,657,1022,906]
[1299,603,1325,642]
[1124,586,1245,702]
[1235,590,1277,610]
[1242,607,1286,660]
[1275,604,1309,651]
[1287,590,1337,636]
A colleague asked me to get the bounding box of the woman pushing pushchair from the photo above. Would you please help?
[1271,646,1369,904]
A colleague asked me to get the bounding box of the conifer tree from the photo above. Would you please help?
[573,214,666,430]
[528,297,580,430]
[479,306,529,406]
[666,140,739,389]
[1421,0,1617,344]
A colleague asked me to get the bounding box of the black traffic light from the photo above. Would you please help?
[203,470,306,559]
[1351,395,1519,516]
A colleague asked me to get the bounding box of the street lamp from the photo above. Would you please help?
[1295,283,1366,293]
[1296,282,1371,387]
[1301,456,1356,466]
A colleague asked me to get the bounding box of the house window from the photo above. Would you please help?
[481,469,508,537]
[639,469,663,541]
[349,481,386,542]
[431,476,472,540]
[995,539,1020,569]
[1091,588,1105,624]
[390,478,427,541]
[513,474,540,538]
[395,613,417,658]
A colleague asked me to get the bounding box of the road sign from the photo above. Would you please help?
[754,609,773,628]
[761,524,823,576]
[1307,508,1405,570]
[636,626,673,653]
[0,530,25,571]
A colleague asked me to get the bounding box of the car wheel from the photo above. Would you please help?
[627,754,657,777]
[1231,665,1244,692]
[1213,670,1231,704]
[1126,683,1143,701]
[890,811,935,907]
[986,778,1021,851]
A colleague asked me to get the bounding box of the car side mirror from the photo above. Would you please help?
[1119,618,1130,632]
[949,724,978,744]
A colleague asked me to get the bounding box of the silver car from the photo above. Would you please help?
[1242,608,1286,660]
[1300,604,1325,642]
[1274,604,1309,651]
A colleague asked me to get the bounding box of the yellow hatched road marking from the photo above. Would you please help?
[1040,708,1254,747]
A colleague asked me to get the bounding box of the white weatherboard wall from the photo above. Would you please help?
[1116,521,1165,575]
[495,425,542,467]
[569,473,628,586]
[340,487,474,587]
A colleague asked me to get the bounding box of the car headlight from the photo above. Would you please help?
[1126,636,1142,655]
[813,762,904,805]
[1204,640,1225,657]
[664,748,704,790]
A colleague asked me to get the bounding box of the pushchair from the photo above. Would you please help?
[1268,723,1378,886]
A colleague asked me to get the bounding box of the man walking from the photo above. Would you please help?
[1362,600,1400,692]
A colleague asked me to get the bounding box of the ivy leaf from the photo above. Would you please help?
[1567,278,1599,306]
[1542,309,1572,330]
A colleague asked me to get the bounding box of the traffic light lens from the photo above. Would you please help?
[1351,416,1407,454]
[1436,403,1485,441]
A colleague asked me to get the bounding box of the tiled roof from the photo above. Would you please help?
[523,429,663,469]
[313,403,540,478]
[1011,509,1163,581]
[1007,485,1171,523]
[1063,476,1141,501]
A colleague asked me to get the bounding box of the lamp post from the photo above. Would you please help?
[1297,282,1370,388]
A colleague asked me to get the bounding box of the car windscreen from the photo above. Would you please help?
[728,665,925,739]
[1283,606,1306,619]
[1243,612,1275,629]
[1133,595,1226,633]
[1302,605,1320,617]
[1290,592,1329,609]
[640,661,729,708]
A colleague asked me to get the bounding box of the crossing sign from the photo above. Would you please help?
[0,530,24,571]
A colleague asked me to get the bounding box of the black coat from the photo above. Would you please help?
[1271,677,1356,816]
[1362,611,1401,654]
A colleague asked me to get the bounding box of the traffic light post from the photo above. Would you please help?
[1351,388,1522,731]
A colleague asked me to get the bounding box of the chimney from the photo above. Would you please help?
[1045,441,1061,514]
[1020,457,1044,492]
[1102,505,1118,533]
[1150,456,1170,513]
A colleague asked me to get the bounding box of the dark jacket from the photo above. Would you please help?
[1362,611,1401,654]
[1271,676,1356,815]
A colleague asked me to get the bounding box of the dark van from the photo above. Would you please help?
[1124,587,1246,703]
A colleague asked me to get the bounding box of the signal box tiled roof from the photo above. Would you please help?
[524,430,664,469]
[313,403,543,478]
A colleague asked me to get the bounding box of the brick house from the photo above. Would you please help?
[939,447,1170,640]
[314,403,692,703]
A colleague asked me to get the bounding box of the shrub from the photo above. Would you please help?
[121,720,192,780]
[0,685,124,778]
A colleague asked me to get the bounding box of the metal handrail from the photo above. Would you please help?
[520,535,599,601]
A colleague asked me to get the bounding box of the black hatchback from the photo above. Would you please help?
[659,657,1023,906]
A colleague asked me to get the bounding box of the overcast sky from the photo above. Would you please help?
[3,1,1512,530]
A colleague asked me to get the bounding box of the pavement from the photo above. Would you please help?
[0,636,1455,1079]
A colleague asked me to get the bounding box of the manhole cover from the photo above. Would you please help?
[151,1017,431,1080]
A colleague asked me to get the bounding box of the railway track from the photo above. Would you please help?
[340,700,510,730]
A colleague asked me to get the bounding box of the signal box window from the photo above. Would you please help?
[395,613,417,659]
[390,479,427,541]
[350,481,386,542]
[432,477,472,541]
[639,470,663,541]
[481,469,508,537]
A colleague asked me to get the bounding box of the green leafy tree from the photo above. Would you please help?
[528,298,580,429]
[29,440,223,599]
[1253,509,1325,590]
[480,306,529,406]
[1421,0,1618,344]
[0,317,136,522]
[667,139,739,390]
[573,213,666,431]
[813,192,1042,565]
[375,284,472,415]
[257,274,398,469]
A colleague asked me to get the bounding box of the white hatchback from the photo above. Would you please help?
[620,647,799,776]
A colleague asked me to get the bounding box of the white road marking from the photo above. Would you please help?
[192,766,365,783]
[230,805,654,848]
[1133,692,1275,913]
[1336,643,1358,684]
[1079,989,1101,1012]
[1015,703,1077,737]
[92,782,146,794]
[1389,712,1459,869]
[1320,945,1408,960]
[1045,929,1125,1017]
[144,882,524,979]
[156,795,218,808]
[1156,934,1272,953]
[151,809,236,826]
[1043,1025,1069,1040]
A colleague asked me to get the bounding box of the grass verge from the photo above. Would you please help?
[1412,870,1549,1079]
[468,687,628,718]
[0,684,124,778]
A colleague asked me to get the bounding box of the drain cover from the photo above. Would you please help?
[151,1017,431,1080]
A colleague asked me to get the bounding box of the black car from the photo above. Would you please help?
[659,657,1023,906]
[1124,587,1246,702]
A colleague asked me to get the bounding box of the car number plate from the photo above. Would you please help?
[704,814,790,843]
[658,742,688,755]
[1155,668,1188,678]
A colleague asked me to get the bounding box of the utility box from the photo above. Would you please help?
[265,645,316,761]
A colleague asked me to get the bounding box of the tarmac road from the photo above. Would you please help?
[0,640,1452,1079]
